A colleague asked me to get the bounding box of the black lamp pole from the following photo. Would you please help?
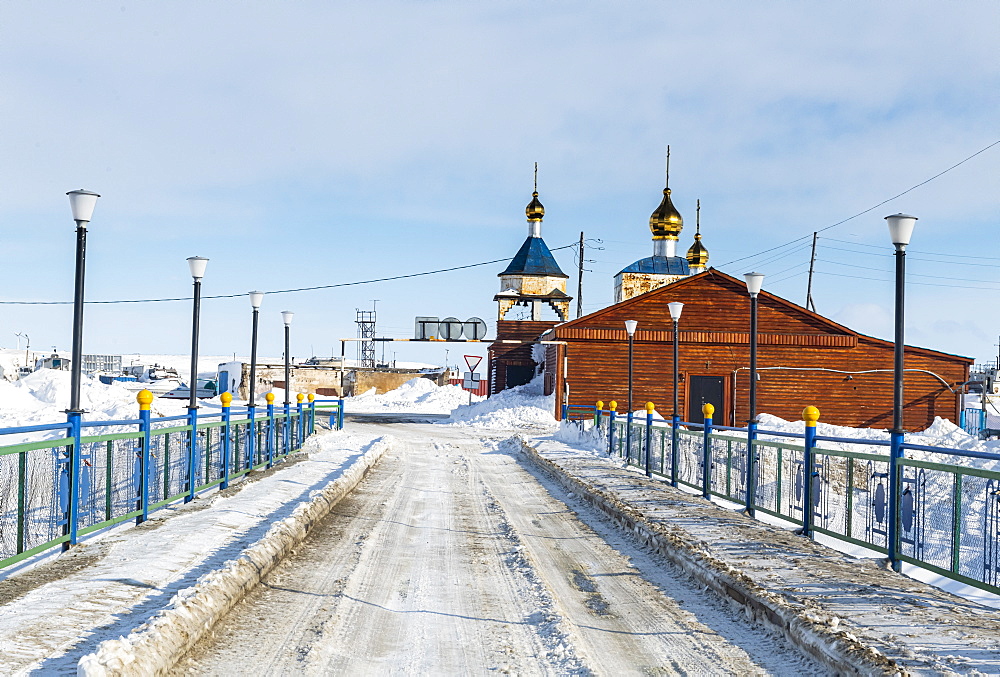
[744,272,764,517]
[249,292,263,408]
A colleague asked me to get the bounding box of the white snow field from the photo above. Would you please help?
[0,374,999,674]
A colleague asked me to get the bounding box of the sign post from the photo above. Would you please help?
[463,355,483,403]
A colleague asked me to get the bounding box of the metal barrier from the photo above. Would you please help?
[0,391,343,572]
[594,403,1000,597]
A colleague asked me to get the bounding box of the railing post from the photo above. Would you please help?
[308,393,316,435]
[888,429,904,571]
[746,420,758,517]
[186,405,198,503]
[338,398,345,430]
[671,413,680,487]
[801,406,820,538]
[283,395,292,460]
[266,392,275,468]
[296,393,305,449]
[595,401,603,428]
[246,403,256,471]
[221,392,232,490]
[644,402,654,477]
[65,410,83,548]
[607,401,617,456]
[702,403,714,499]
[137,390,153,524]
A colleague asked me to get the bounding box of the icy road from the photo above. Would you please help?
[171,422,820,675]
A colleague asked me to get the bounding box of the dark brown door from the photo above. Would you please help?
[687,375,725,424]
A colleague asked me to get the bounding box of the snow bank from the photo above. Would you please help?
[345,377,481,414]
[76,435,395,677]
[448,375,557,430]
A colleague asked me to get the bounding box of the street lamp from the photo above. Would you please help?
[886,212,917,571]
[744,271,764,517]
[186,256,208,502]
[281,310,294,460]
[668,302,684,485]
[624,320,638,466]
[64,189,99,549]
[248,292,264,407]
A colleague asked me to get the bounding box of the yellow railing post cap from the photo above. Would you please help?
[596,400,604,409]
[220,392,233,407]
[645,402,655,413]
[308,393,315,402]
[297,393,304,403]
[609,400,618,411]
[265,392,275,404]
[136,389,154,410]
[802,405,820,426]
[702,402,715,417]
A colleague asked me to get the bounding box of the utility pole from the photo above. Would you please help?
[805,231,818,313]
[577,231,585,318]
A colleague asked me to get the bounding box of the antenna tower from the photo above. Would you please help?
[356,304,377,369]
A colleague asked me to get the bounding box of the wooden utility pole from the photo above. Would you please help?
[577,231,585,318]
[806,231,818,313]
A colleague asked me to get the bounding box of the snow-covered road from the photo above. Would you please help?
[171,422,820,675]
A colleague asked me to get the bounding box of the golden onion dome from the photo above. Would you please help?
[687,230,709,267]
[649,188,683,240]
[526,191,544,222]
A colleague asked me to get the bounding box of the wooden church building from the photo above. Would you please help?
[488,162,971,430]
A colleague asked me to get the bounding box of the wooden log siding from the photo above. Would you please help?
[489,320,560,395]
[558,327,858,347]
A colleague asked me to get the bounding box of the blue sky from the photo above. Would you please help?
[0,1,998,370]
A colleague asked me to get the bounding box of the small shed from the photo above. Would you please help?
[540,269,971,430]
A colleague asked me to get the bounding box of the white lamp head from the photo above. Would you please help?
[668,301,684,321]
[281,310,294,326]
[187,256,209,280]
[624,320,638,337]
[249,291,264,309]
[885,213,918,248]
[66,189,100,224]
[744,272,765,297]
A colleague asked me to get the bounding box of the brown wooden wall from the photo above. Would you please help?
[555,336,967,429]
[488,320,558,395]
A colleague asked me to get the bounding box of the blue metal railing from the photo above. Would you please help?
[593,408,1000,597]
[0,396,344,572]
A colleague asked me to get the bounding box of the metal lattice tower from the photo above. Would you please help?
[356,309,376,369]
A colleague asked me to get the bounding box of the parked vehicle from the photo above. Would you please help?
[158,378,218,399]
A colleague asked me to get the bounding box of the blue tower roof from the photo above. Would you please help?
[500,237,568,278]
[617,255,690,276]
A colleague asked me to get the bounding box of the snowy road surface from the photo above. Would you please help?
[172,422,820,675]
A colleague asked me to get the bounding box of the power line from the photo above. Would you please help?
[717,138,1000,268]
[0,243,578,306]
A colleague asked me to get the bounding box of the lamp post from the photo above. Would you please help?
[624,320,637,466]
[886,212,917,572]
[282,311,294,459]
[186,256,208,502]
[64,189,99,549]
[247,291,263,469]
[668,302,684,486]
[744,272,765,517]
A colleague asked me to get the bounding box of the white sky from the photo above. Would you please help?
[1,1,998,367]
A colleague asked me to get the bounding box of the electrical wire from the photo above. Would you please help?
[0,243,579,306]
[717,138,1000,268]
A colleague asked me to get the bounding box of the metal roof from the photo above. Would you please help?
[499,237,568,278]
[617,255,690,276]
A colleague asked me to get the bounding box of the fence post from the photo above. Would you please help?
[283,394,292,459]
[220,392,232,490]
[296,393,305,448]
[186,404,198,503]
[607,401,617,456]
[137,390,153,524]
[702,403,714,499]
[65,410,83,548]
[671,413,680,487]
[308,393,316,435]
[338,398,345,430]
[746,420,758,517]
[801,406,819,538]
[266,392,275,468]
[644,402,654,477]
[595,401,603,428]
[246,402,256,471]
[888,429,904,572]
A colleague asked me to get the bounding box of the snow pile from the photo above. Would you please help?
[345,377,482,414]
[553,421,606,451]
[448,375,557,430]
